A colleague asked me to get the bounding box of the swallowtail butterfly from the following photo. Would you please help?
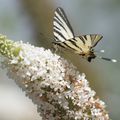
[53,7,117,62]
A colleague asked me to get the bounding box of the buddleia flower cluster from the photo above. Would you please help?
[0,35,110,120]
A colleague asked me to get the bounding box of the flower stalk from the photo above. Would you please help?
[0,34,110,120]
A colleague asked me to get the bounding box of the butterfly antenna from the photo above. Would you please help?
[97,56,117,63]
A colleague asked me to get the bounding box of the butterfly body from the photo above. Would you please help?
[53,7,103,62]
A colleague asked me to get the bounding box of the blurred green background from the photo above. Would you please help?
[0,0,120,120]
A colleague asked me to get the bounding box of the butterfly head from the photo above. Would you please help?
[86,50,96,62]
[80,49,96,62]
[87,51,96,62]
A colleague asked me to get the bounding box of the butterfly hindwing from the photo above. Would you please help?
[87,34,103,48]
[78,34,103,48]
[53,7,74,42]
[60,34,103,54]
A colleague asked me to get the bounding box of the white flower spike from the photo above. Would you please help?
[0,35,110,120]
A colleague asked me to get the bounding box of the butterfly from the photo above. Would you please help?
[53,7,117,62]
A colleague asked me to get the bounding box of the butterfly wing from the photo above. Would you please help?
[53,7,74,42]
[57,37,85,54]
[81,34,103,48]
[60,34,103,54]
[53,7,103,56]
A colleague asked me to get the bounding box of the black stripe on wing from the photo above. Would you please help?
[61,38,83,52]
[78,34,103,48]
[68,39,83,50]
[53,29,66,41]
[53,7,74,42]
[89,34,103,47]
[56,7,74,34]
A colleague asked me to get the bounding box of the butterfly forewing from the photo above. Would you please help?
[53,7,74,42]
